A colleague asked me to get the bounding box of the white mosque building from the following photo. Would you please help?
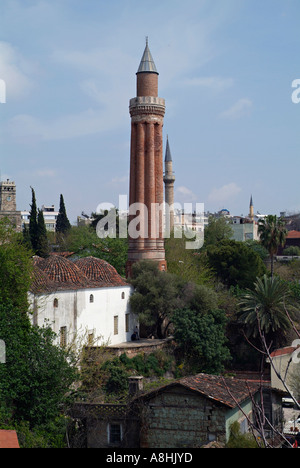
[29,255,135,348]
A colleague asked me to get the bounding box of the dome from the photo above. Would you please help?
[74,256,127,287]
[37,255,88,289]
[30,264,56,294]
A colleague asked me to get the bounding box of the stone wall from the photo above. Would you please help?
[139,385,227,448]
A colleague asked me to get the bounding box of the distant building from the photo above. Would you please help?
[230,216,259,242]
[21,205,59,232]
[0,179,21,231]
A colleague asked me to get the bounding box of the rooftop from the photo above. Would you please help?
[287,230,300,239]
[137,38,158,74]
[139,373,260,409]
[0,430,20,448]
[31,255,127,293]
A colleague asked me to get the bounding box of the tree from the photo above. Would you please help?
[238,274,296,348]
[204,216,233,247]
[165,235,213,286]
[0,301,78,430]
[173,307,231,374]
[56,194,71,234]
[258,215,287,277]
[226,421,259,448]
[129,260,185,338]
[29,187,38,252]
[0,219,33,311]
[206,239,266,289]
[63,225,128,276]
[36,209,50,258]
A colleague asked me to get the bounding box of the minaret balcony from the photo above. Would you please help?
[163,172,175,182]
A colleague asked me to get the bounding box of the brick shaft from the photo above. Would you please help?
[126,69,167,277]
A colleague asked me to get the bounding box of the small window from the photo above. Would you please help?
[60,326,67,347]
[114,316,118,335]
[109,424,122,444]
[89,294,94,303]
[53,298,58,308]
[121,292,125,299]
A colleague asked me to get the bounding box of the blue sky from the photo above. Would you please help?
[0,0,299,224]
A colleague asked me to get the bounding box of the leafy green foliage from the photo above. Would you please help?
[238,274,297,347]
[0,220,33,311]
[226,421,260,448]
[0,302,78,431]
[29,187,38,252]
[258,215,287,277]
[129,260,185,338]
[36,208,50,257]
[62,225,128,276]
[204,216,233,247]
[173,308,231,374]
[56,194,71,234]
[206,239,266,289]
[165,235,213,285]
[283,246,300,256]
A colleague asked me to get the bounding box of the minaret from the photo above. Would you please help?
[126,39,167,277]
[249,195,254,221]
[163,136,175,233]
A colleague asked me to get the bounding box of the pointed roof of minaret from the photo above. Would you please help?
[137,37,158,74]
[250,195,253,207]
[165,136,172,162]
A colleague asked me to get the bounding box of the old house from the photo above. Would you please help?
[29,255,135,348]
[134,373,260,448]
[71,373,262,448]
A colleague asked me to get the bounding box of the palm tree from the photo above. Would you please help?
[258,215,287,277]
[238,274,294,347]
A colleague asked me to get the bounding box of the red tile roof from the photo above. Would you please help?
[270,345,300,358]
[75,256,127,287]
[287,230,300,239]
[0,430,20,448]
[179,373,259,408]
[141,373,259,409]
[31,255,127,292]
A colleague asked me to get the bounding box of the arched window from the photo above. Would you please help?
[53,298,58,308]
[90,294,94,303]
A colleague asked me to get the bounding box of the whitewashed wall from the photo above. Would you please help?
[28,284,135,348]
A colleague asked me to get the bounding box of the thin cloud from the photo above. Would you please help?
[0,41,36,100]
[208,182,241,204]
[175,186,198,203]
[219,98,253,119]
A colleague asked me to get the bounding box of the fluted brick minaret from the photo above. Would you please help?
[126,39,167,277]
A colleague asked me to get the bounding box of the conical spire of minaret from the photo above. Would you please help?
[165,136,172,162]
[137,37,158,74]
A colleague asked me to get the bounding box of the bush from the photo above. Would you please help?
[283,246,300,256]
[226,421,259,448]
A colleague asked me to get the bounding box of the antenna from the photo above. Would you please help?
[146,36,148,46]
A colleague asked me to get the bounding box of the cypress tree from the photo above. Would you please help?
[36,209,50,257]
[56,194,71,234]
[29,187,38,252]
